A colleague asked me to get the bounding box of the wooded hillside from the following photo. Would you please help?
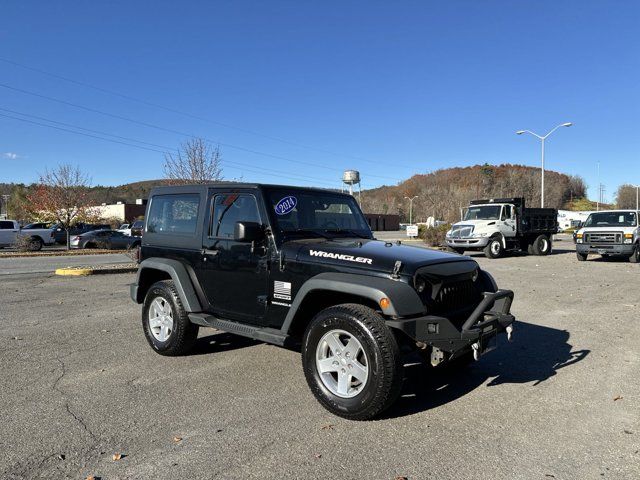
[360,164,587,223]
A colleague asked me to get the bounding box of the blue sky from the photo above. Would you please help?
[1,1,638,201]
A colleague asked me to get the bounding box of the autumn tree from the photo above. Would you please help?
[615,184,639,209]
[164,138,223,184]
[26,164,98,249]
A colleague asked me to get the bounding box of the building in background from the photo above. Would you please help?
[92,199,147,223]
[557,210,594,230]
[363,213,399,231]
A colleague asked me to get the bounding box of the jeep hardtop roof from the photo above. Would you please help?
[148,182,346,196]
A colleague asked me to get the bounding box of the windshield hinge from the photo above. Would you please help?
[392,260,402,279]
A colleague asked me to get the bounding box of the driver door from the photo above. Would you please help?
[195,190,269,324]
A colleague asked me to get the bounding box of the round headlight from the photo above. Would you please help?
[472,269,479,282]
[415,277,426,293]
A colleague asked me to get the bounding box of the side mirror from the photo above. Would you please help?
[234,221,263,242]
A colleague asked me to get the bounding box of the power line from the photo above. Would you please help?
[0,111,340,187]
[0,56,417,171]
[0,82,401,183]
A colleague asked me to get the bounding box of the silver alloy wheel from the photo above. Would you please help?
[149,297,174,342]
[316,329,369,398]
[491,240,501,255]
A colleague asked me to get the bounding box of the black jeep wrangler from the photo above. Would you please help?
[131,183,515,419]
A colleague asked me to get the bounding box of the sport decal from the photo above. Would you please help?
[273,280,292,301]
[274,196,297,215]
[309,249,373,264]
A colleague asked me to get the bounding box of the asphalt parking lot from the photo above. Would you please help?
[1,236,638,479]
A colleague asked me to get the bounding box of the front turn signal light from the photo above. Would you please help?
[624,233,633,239]
[576,233,583,239]
[379,298,391,310]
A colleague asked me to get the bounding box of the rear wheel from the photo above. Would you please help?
[629,244,640,263]
[483,236,503,259]
[532,234,552,256]
[142,280,199,356]
[302,304,403,420]
[576,251,588,261]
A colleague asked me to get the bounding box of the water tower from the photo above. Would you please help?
[342,170,362,202]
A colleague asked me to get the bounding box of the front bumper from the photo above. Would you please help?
[576,243,635,255]
[446,236,490,248]
[386,289,515,356]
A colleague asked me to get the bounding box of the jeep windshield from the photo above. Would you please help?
[584,211,637,227]
[464,205,501,221]
[266,189,372,239]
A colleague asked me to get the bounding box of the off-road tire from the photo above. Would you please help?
[629,244,640,263]
[142,280,199,356]
[302,304,403,420]
[532,234,552,256]
[576,251,588,261]
[483,236,503,259]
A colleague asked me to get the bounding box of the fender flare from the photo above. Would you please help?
[133,258,202,312]
[280,272,425,334]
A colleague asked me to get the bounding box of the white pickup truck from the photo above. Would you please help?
[575,210,639,263]
[0,220,56,250]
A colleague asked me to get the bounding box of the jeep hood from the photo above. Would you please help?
[283,238,475,275]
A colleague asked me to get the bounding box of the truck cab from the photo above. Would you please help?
[575,210,640,263]
[446,197,558,259]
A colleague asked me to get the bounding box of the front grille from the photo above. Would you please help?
[449,225,474,238]
[584,231,622,244]
[432,279,480,315]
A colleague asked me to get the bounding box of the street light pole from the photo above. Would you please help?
[404,195,418,224]
[516,122,572,208]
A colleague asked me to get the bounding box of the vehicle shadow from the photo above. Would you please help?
[191,330,260,355]
[384,321,589,419]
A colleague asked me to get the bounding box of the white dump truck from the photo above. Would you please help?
[445,197,558,259]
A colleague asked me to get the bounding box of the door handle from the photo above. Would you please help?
[202,248,219,256]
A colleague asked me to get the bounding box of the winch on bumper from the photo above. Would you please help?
[386,289,515,361]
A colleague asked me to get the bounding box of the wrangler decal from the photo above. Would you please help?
[309,249,373,264]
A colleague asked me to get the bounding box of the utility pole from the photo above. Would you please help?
[404,196,418,224]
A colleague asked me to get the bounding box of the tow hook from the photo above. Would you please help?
[506,325,514,342]
[471,342,480,361]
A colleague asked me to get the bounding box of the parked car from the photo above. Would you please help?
[131,183,516,420]
[117,223,132,236]
[70,229,141,250]
[130,220,144,237]
[53,223,112,244]
[0,220,56,250]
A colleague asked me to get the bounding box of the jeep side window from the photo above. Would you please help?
[210,193,260,239]
[147,194,200,234]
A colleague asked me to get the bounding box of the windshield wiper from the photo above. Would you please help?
[323,228,370,239]
[284,229,332,239]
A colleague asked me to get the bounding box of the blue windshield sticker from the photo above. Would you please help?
[275,196,297,215]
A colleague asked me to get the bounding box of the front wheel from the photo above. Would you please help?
[29,237,44,251]
[629,244,640,263]
[576,251,588,261]
[302,304,403,420]
[449,247,465,255]
[142,280,199,356]
[483,237,503,259]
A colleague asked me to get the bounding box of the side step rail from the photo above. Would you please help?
[188,313,290,347]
